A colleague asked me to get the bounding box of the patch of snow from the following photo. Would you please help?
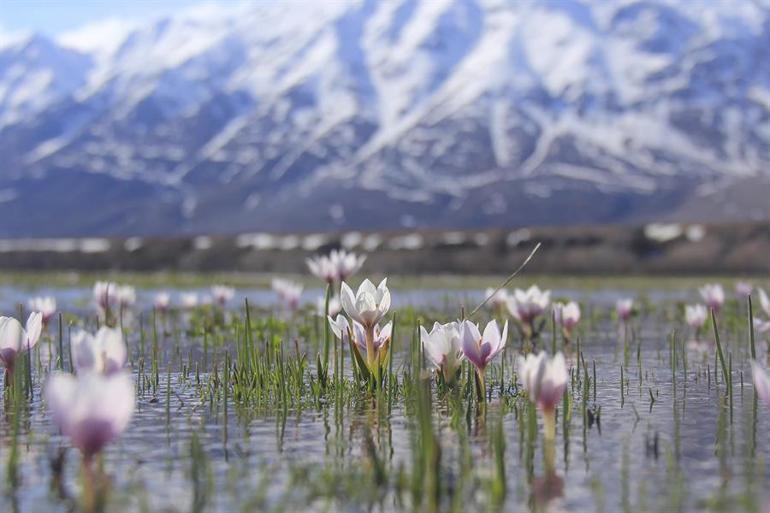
[644,223,682,243]
[194,236,212,250]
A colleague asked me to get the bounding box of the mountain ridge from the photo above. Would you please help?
[2,0,770,236]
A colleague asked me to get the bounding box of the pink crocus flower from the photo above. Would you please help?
[154,292,171,311]
[553,301,581,343]
[553,301,580,330]
[518,351,568,440]
[46,371,135,463]
[211,285,235,306]
[71,327,127,375]
[735,281,753,298]
[0,312,42,380]
[460,319,507,400]
[460,319,508,373]
[28,296,57,325]
[699,284,725,312]
[616,298,634,322]
[351,319,392,358]
[507,286,551,325]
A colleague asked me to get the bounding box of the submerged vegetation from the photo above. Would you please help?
[0,255,768,512]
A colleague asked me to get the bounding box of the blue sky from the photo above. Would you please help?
[0,0,215,34]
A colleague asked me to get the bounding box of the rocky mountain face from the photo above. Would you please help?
[2,0,770,236]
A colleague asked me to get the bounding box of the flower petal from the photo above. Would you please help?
[340,282,359,322]
[96,327,127,374]
[358,279,377,298]
[0,317,23,356]
[25,312,42,350]
[45,372,78,435]
[460,321,483,369]
[752,360,770,408]
[71,330,97,373]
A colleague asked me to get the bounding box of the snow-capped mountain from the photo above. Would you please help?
[2,0,770,237]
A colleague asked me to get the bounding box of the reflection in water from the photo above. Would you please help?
[529,439,564,511]
[530,472,564,512]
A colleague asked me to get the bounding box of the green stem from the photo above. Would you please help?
[475,368,486,403]
[542,407,557,442]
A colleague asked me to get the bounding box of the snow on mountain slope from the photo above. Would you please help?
[0,34,92,128]
[2,0,770,236]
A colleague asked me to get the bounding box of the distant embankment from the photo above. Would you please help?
[0,222,767,275]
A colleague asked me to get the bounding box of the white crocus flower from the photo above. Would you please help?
[484,288,510,310]
[339,278,391,372]
[330,249,366,282]
[272,278,304,312]
[307,254,337,283]
[45,371,135,463]
[307,249,366,284]
[420,321,463,383]
[0,312,43,377]
[329,314,392,375]
[340,278,390,329]
[317,296,342,317]
[93,281,117,309]
[328,314,351,344]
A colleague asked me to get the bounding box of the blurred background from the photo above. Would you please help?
[1,0,770,273]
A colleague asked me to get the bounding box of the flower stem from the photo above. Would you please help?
[475,368,486,403]
[365,325,376,369]
[543,438,556,476]
[542,407,556,442]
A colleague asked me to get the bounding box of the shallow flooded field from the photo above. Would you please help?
[0,275,768,512]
